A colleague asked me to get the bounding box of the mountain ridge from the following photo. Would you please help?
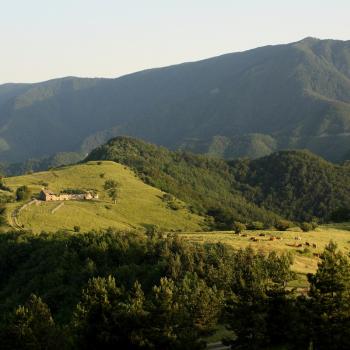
[0,37,350,162]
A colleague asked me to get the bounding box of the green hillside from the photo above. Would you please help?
[0,38,350,162]
[2,161,204,233]
[230,150,350,221]
[87,137,350,224]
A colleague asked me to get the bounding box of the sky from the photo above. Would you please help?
[1,0,349,84]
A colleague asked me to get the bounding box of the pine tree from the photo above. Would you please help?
[308,241,350,350]
[0,294,62,350]
[72,276,148,349]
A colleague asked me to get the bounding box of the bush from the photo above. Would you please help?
[247,221,264,230]
[275,220,293,231]
[207,207,235,230]
[300,222,313,232]
[0,180,12,192]
[233,221,246,234]
[168,201,182,210]
[16,186,30,201]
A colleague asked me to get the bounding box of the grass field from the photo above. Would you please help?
[2,161,205,233]
[180,223,350,277]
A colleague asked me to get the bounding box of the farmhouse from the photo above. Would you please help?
[39,189,98,201]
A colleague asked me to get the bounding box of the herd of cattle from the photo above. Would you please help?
[237,232,320,257]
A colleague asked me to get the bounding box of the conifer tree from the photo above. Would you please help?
[308,241,350,350]
[0,294,62,350]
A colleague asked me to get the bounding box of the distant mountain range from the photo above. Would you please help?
[1,37,350,163]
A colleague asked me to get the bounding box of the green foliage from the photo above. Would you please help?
[0,206,7,226]
[2,229,350,349]
[72,276,149,349]
[104,179,118,203]
[330,207,350,222]
[307,241,350,349]
[103,179,118,191]
[247,221,265,230]
[0,294,62,350]
[225,248,295,349]
[16,185,30,201]
[230,150,350,222]
[87,137,281,226]
[300,222,314,232]
[0,179,11,192]
[275,219,294,231]
[233,221,246,234]
[88,138,350,224]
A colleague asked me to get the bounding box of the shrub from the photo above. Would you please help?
[275,220,293,231]
[0,180,12,192]
[168,201,182,210]
[16,186,30,201]
[247,221,264,230]
[300,222,313,232]
[233,221,246,234]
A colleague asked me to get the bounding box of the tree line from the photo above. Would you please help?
[0,230,350,349]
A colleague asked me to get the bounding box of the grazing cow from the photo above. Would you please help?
[312,243,317,248]
[242,234,247,237]
[269,236,276,241]
[259,233,266,237]
[296,243,303,247]
[276,236,282,240]
[250,237,259,242]
[295,236,302,241]
[305,242,310,247]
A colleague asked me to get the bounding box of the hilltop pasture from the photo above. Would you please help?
[2,161,204,233]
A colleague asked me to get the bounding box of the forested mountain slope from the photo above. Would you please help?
[0,38,350,162]
[86,137,350,223]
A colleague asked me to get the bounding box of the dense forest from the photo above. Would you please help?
[230,150,350,221]
[0,229,349,349]
[87,137,350,225]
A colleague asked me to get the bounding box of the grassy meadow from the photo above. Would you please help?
[2,161,204,233]
[180,223,350,277]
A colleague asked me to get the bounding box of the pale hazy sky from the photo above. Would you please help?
[1,0,349,84]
